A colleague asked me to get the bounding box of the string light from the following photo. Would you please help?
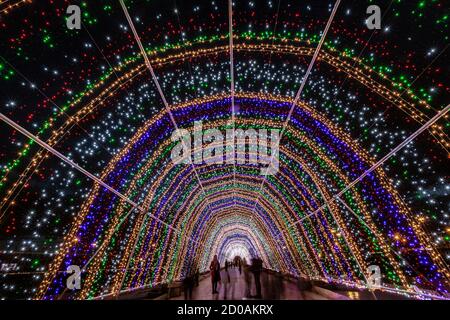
[1,1,448,300]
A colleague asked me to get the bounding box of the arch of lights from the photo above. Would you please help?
[26,85,448,299]
[0,1,449,301]
[220,242,252,264]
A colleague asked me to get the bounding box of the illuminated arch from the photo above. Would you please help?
[35,91,449,299]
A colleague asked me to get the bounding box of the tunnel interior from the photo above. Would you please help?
[0,0,449,300]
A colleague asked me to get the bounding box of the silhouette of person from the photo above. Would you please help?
[183,266,194,300]
[221,267,235,299]
[195,268,199,287]
[250,256,263,299]
[209,255,221,294]
[243,258,252,298]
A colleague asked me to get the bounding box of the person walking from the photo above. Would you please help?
[195,268,199,287]
[209,255,221,294]
[183,267,194,300]
[243,258,252,298]
[221,266,235,299]
[250,256,263,299]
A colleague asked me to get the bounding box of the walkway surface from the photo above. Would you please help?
[170,267,346,300]
[116,269,411,300]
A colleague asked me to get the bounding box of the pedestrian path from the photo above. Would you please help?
[170,267,336,300]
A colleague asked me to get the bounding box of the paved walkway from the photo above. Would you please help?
[118,268,411,300]
[171,267,335,300]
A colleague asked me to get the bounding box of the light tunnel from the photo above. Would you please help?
[31,92,448,299]
[0,0,449,301]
